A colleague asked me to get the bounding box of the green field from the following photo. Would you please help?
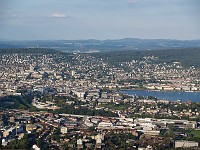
[190,130,200,138]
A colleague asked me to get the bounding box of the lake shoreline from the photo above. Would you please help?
[120,89,200,102]
[121,88,200,93]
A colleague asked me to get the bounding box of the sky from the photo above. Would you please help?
[0,0,200,40]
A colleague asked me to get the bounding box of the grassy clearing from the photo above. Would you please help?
[190,130,200,138]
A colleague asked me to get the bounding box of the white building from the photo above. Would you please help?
[175,140,199,148]
[98,122,113,128]
[60,127,68,134]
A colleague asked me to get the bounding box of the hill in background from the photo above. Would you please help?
[0,38,200,52]
[0,47,200,69]
[92,48,200,69]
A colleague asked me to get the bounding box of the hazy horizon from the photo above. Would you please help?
[1,37,200,42]
[0,0,200,40]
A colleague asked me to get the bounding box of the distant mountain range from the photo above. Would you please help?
[0,38,200,52]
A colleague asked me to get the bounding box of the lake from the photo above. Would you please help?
[120,90,200,102]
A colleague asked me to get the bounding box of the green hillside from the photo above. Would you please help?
[0,95,33,110]
[93,48,200,68]
[0,48,61,54]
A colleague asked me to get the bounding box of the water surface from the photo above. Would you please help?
[120,90,200,102]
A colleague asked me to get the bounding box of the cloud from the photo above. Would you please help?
[128,0,139,4]
[50,13,68,18]
[11,14,19,18]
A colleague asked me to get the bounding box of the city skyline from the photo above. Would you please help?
[0,0,200,40]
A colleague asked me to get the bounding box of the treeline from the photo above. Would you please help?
[92,48,200,68]
[1,134,34,149]
[146,48,200,68]
[54,105,118,117]
[0,48,61,54]
[0,95,36,110]
[1,47,200,68]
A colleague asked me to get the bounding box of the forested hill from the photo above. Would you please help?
[1,47,200,68]
[92,48,200,68]
[0,48,61,54]
[1,38,200,52]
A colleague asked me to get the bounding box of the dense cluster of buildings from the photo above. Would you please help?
[1,53,200,98]
[0,109,199,149]
[0,52,200,149]
[119,56,200,91]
